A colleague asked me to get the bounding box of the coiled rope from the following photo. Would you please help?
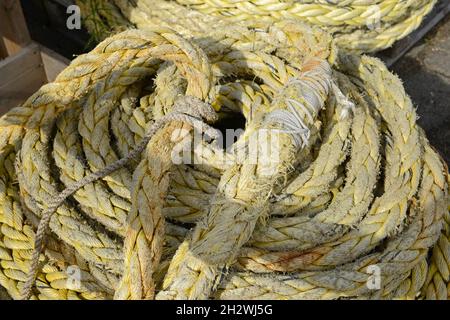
[76,0,438,53]
[0,21,448,300]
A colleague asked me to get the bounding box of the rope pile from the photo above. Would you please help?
[0,17,449,300]
[76,0,438,53]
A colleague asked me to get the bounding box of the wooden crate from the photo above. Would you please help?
[0,0,69,115]
[1,0,449,116]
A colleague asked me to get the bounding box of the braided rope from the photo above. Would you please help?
[0,21,448,300]
[77,0,437,53]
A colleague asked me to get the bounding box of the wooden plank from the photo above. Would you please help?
[0,43,47,115]
[379,0,450,67]
[0,0,31,57]
[0,285,10,300]
[39,45,70,81]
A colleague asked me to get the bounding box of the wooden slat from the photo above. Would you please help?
[0,31,7,58]
[0,1,69,116]
[0,0,31,58]
[21,0,91,59]
[0,43,47,115]
[0,43,41,85]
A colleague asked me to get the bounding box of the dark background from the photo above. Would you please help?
[19,0,450,165]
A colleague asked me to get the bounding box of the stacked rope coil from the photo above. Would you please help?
[0,17,448,300]
[76,0,438,53]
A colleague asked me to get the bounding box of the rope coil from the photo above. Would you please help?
[0,21,448,300]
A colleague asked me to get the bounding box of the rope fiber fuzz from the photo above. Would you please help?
[0,21,448,300]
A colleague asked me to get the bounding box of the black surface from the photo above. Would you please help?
[20,0,92,59]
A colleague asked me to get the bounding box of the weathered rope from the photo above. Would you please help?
[77,0,437,53]
[0,22,448,300]
[21,97,220,300]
